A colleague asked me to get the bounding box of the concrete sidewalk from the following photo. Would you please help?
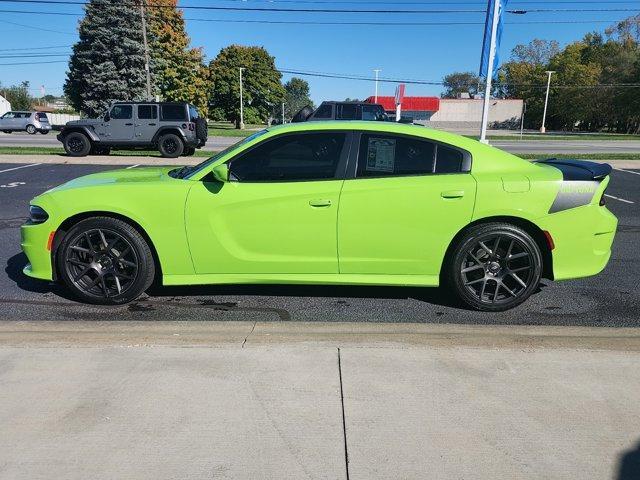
[0,322,639,480]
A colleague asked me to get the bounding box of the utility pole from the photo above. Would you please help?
[520,101,526,140]
[140,2,152,101]
[373,69,381,103]
[479,0,501,144]
[540,70,555,133]
[282,102,285,124]
[239,67,245,130]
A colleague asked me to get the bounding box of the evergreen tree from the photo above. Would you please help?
[64,0,148,117]
[147,0,209,117]
[209,45,285,127]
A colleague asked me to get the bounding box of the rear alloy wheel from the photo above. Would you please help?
[57,217,155,305]
[448,223,542,311]
[158,133,184,158]
[26,124,37,134]
[63,132,91,157]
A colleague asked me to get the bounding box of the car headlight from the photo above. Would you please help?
[29,205,49,224]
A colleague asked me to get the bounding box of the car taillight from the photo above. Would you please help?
[599,186,607,206]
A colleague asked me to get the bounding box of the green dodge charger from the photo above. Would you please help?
[21,121,617,311]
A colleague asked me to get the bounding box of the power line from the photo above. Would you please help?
[0,9,633,26]
[0,60,68,65]
[0,18,76,35]
[0,0,638,14]
[0,44,71,51]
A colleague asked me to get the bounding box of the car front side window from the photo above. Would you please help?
[110,105,133,120]
[229,132,347,182]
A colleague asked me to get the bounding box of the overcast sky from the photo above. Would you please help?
[0,0,636,104]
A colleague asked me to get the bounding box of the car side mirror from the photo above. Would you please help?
[104,113,110,122]
[211,163,229,183]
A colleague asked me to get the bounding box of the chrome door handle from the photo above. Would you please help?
[441,190,465,199]
[309,199,332,207]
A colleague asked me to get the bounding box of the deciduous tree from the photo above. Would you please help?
[208,45,285,127]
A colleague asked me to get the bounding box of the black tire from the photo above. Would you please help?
[57,217,155,305]
[63,131,92,157]
[183,146,196,156]
[40,130,50,135]
[158,133,184,158]
[446,223,542,312]
[90,146,111,155]
[26,124,37,135]
[3,130,12,134]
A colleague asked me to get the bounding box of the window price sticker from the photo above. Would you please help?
[366,138,396,172]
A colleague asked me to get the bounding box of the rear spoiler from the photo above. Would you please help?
[535,158,612,181]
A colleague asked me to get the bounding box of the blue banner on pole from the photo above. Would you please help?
[479,0,509,78]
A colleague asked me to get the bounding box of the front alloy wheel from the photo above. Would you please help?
[58,217,155,304]
[449,223,542,311]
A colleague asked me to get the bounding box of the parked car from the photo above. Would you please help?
[0,111,52,134]
[56,102,208,158]
[293,101,389,122]
[22,121,617,310]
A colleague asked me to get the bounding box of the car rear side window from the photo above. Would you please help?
[36,113,48,121]
[161,104,187,121]
[230,132,346,182]
[137,105,157,120]
[357,133,468,178]
[110,105,132,120]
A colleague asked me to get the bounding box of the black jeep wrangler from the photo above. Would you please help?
[57,102,208,158]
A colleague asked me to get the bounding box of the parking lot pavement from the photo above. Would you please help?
[0,342,638,479]
[0,162,638,326]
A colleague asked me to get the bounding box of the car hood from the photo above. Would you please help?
[65,118,102,127]
[43,166,180,194]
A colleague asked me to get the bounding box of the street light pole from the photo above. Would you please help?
[373,69,381,103]
[239,67,245,130]
[140,2,152,101]
[540,70,555,133]
[479,0,501,144]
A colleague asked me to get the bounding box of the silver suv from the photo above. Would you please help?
[0,111,52,134]
[57,102,208,158]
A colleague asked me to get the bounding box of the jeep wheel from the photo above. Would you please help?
[158,133,184,158]
[2,130,11,134]
[26,124,37,135]
[63,132,92,157]
[40,130,50,135]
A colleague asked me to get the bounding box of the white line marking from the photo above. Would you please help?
[604,194,634,204]
[126,164,140,169]
[614,168,640,176]
[0,163,41,174]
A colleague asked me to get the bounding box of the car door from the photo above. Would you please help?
[105,104,134,141]
[135,104,158,142]
[0,112,15,129]
[337,132,477,275]
[185,131,351,274]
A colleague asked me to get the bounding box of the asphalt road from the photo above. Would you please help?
[1,131,640,154]
[1,162,638,325]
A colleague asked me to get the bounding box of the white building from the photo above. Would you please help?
[0,94,11,116]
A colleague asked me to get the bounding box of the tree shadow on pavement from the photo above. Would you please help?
[616,440,640,480]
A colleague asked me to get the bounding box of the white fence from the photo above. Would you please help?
[47,113,80,127]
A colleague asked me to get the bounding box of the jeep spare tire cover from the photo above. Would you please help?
[292,106,314,123]
[195,118,208,141]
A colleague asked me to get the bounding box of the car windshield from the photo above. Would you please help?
[170,129,268,180]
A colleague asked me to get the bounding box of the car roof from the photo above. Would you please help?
[111,101,189,105]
